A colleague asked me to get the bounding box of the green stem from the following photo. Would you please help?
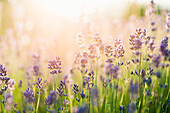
[65,92,68,113]
[36,89,41,113]
[68,85,72,113]
[115,81,118,113]
[60,98,62,113]
[95,58,98,87]
[54,74,57,111]
[0,95,3,113]
[46,105,48,113]
[53,74,56,90]
[88,89,91,113]
[106,85,109,113]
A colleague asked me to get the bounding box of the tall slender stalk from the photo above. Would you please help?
[64,90,68,113]
[68,85,72,113]
[53,74,57,111]
[88,89,91,113]
[95,58,98,87]
[115,80,118,113]
[0,95,3,113]
[60,98,62,113]
[36,89,41,113]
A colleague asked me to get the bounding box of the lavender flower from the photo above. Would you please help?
[57,75,72,96]
[129,80,138,99]
[140,69,145,77]
[88,71,94,80]
[152,54,161,68]
[33,65,42,76]
[80,57,88,68]
[119,105,125,112]
[48,57,62,74]
[143,77,152,85]
[45,90,57,106]
[5,91,13,111]
[74,52,82,65]
[72,84,79,94]
[128,102,136,113]
[0,65,11,94]
[129,28,149,55]
[105,64,121,79]
[76,104,88,113]
[148,39,155,52]
[57,84,64,97]
[18,80,22,88]
[105,45,113,57]
[23,88,35,103]
[77,32,85,49]
[147,67,154,75]
[114,39,125,58]
[94,32,102,47]
[0,64,7,77]
[99,44,105,54]
[83,76,91,89]
[80,91,86,99]
[166,12,170,32]
[88,44,97,59]
[7,79,16,91]
[154,71,161,78]
[100,75,111,87]
[91,87,99,99]
[159,37,169,60]
[36,78,43,94]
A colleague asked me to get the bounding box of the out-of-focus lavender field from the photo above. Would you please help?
[0,0,169,113]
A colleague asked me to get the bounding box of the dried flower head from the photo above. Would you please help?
[129,28,150,55]
[82,51,88,58]
[166,12,170,32]
[48,56,62,74]
[94,32,102,47]
[105,45,113,57]
[74,52,82,64]
[99,44,104,54]
[80,57,88,68]
[88,44,96,59]
[145,0,157,16]
[77,32,85,49]
[114,39,125,58]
